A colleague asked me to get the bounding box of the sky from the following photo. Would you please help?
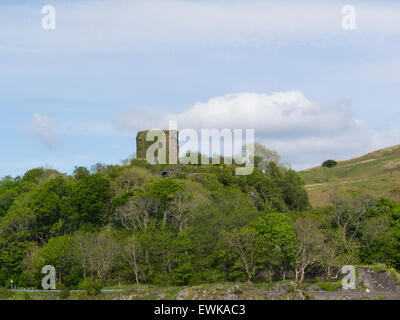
[0,0,400,176]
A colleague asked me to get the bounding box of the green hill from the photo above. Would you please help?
[299,145,400,207]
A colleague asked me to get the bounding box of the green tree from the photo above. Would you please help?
[255,212,297,280]
[72,166,90,180]
[0,176,21,217]
[72,232,120,281]
[243,142,281,171]
[0,241,34,286]
[121,235,142,285]
[282,169,309,211]
[322,160,337,168]
[34,235,77,285]
[292,215,326,283]
[225,226,260,283]
[26,176,74,240]
[70,174,112,229]
[144,178,183,203]
[138,230,190,285]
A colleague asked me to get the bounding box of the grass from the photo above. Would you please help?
[299,145,400,207]
[0,282,281,300]
[2,269,398,300]
[315,281,342,291]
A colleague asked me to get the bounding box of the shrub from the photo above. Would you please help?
[316,281,342,291]
[130,159,148,168]
[190,173,221,191]
[0,287,13,300]
[79,279,103,296]
[23,292,32,300]
[322,160,337,168]
[57,283,70,300]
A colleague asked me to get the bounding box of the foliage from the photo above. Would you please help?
[57,283,71,299]
[0,143,397,289]
[0,287,13,299]
[70,174,112,228]
[322,160,338,168]
[79,278,103,296]
[316,281,342,291]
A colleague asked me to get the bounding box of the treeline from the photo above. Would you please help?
[0,144,399,288]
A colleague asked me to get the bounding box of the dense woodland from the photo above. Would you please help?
[0,143,399,289]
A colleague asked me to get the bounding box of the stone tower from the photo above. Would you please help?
[136,130,179,164]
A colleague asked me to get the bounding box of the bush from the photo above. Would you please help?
[316,281,342,291]
[130,159,148,168]
[190,173,221,191]
[57,283,70,300]
[322,160,337,168]
[79,279,103,296]
[23,292,32,300]
[0,287,13,300]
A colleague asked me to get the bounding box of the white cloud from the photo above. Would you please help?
[113,90,400,169]
[24,113,62,149]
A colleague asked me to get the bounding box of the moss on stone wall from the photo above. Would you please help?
[136,130,178,164]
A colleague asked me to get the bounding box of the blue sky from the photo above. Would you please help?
[1,0,400,176]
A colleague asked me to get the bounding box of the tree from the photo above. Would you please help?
[114,195,160,232]
[90,163,107,174]
[329,189,374,250]
[319,228,355,280]
[22,167,62,184]
[70,174,112,228]
[0,208,36,243]
[255,212,297,281]
[72,166,90,180]
[246,165,287,212]
[144,178,184,228]
[122,235,142,285]
[34,235,74,284]
[167,191,197,232]
[21,243,40,287]
[225,226,259,283]
[292,215,325,283]
[72,232,120,280]
[322,160,337,168]
[26,176,74,241]
[0,176,20,217]
[242,142,281,171]
[110,167,152,197]
[144,178,183,203]
[71,232,91,280]
[138,230,189,285]
[359,215,393,264]
[22,168,48,184]
[0,240,34,287]
[282,169,309,211]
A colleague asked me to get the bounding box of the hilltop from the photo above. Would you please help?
[299,145,400,207]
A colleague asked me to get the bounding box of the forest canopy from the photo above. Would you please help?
[0,144,399,289]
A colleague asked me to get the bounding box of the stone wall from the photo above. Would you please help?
[136,130,179,164]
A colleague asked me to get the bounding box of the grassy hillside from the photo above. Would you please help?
[299,145,400,207]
